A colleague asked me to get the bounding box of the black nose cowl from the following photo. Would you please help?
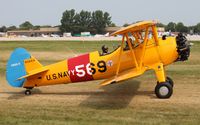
[176,33,190,61]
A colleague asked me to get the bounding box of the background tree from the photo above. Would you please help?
[74,10,92,33]
[165,22,176,32]
[123,23,130,27]
[40,25,52,28]
[0,26,7,32]
[60,9,112,34]
[19,21,33,30]
[91,10,112,33]
[176,22,188,33]
[157,23,165,27]
[103,12,112,27]
[109,23,116,27]
[188,26,195,34]
[60,9,76,33]
[33,25,41,30]
[7,26,17,31]
[194,23,200,34]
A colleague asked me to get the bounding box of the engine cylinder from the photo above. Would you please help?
[176,33,190,61]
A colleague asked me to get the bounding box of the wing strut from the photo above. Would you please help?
[139,27,149,68]
[125,33,139,69]
[100,25,153,86]
[115,35,125,76]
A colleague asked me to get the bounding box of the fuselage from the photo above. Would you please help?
[24,37,178,88]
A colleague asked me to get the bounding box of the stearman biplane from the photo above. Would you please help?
[6,20,190,98]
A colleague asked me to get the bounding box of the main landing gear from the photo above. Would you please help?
[24,87,33,95]
[155,77,174,99]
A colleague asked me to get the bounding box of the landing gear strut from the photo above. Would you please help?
[166,76,174,87]
[153,63,174,99]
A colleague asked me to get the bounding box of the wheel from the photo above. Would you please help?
[166,76,174,87]
[25,90,31,95]
[155,82,173,99]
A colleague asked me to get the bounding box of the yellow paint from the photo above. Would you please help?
[24,60,71,87]
[22,20,179,88]
[24,56,43,73]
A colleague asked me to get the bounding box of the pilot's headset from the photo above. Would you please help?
[102,45,108,53]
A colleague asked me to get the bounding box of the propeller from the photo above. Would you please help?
[176,33,190,61]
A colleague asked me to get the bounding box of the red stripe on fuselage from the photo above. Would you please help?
[67,54,93,82]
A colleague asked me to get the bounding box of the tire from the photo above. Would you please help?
[155,82,173,99]
[25,90,31,95]
[166,76,174,87]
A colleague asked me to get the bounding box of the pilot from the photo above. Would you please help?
[162,35,167,40]
[101,45,108,55]
[124,38,133,50]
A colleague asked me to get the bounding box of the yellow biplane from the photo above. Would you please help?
[6,20,190,98]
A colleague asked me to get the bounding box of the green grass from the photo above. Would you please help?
[0,104,199,125]
[0,41,120,53]
[0,40,200,125]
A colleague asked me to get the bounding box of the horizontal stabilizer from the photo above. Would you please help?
[100,68,146,86]
[17,67,49,80]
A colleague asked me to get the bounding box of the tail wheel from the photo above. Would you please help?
[25,89,32,95]
[155,82,173,99]
[166,76,174,87]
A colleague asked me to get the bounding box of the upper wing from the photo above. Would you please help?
[111,20,156,36]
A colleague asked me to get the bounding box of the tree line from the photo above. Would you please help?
[60,9,113,34]
[0,21,54,32]
[124,22,200,34]
[157,22,200,34]
[1,9,200,35]
[0,9,114,35]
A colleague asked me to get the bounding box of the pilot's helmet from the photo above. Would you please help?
[102,45,108,53]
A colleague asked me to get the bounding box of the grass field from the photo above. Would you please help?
[0,40,200,125]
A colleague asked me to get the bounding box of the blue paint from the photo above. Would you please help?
[6,48,31,87]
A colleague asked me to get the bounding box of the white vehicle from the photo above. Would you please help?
[41,34,49,38]
[63,32,72,37]
[50,34,60,37]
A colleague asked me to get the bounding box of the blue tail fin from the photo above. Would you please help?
[6,48,31,87]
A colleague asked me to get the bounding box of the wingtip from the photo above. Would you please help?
[99,80,117,87]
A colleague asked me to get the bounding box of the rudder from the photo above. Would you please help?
[6,48,42,87]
